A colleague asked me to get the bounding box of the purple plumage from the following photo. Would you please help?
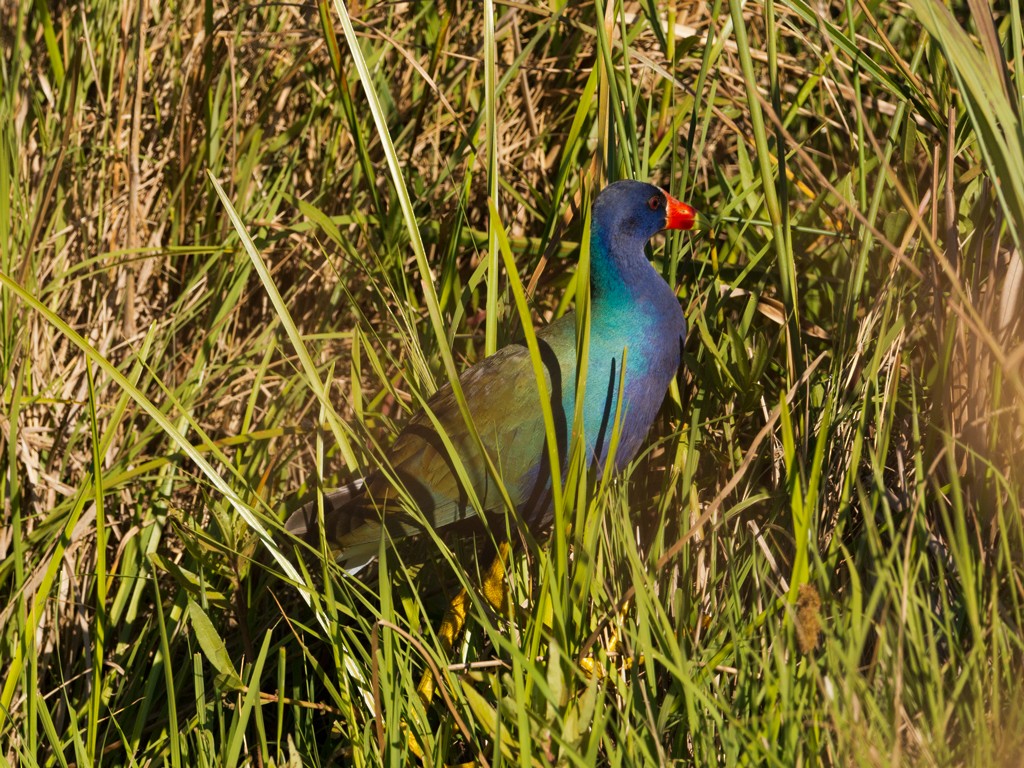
[287,180,697,573]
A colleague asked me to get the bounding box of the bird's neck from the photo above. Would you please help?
[589,226,658,309]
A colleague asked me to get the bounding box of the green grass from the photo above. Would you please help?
[2,0,1023,765]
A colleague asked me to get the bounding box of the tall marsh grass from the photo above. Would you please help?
[1,0,1022,765]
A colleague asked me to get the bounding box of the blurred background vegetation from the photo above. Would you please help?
[1,0,1022,764]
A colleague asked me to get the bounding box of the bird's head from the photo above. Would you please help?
[591,180,697,244]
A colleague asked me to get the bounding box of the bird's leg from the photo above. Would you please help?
[480,540,512,617]
[605,613,639,671]
[417,541,512,705]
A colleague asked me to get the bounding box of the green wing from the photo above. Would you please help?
[334,315,576,558]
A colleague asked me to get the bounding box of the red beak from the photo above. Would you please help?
[663,191,697,231]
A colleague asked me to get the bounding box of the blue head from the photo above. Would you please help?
[590,180,696,297]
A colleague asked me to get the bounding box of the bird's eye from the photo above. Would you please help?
[648,195,662,211]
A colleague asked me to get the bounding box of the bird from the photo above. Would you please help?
[286,179,697,697]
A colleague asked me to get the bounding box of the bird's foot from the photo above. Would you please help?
[579,605,642,679]
[578,647,643,679]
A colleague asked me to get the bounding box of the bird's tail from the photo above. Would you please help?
[284,479,384,575]
[284,478,366,538]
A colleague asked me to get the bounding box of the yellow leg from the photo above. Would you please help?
[417,541,512,704]
[480,541,512,616]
